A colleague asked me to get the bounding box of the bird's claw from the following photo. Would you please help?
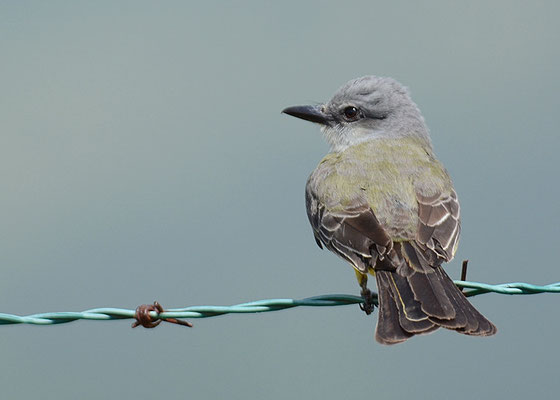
[360,288,375,315]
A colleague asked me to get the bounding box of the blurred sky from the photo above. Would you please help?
[1,1,559,399]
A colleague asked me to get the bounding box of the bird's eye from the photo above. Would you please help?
[343,106,360,121]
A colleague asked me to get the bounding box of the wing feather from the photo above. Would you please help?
[306,188,392,273]
[417,190,461,261]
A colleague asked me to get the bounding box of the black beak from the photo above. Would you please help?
[282,105,330,125]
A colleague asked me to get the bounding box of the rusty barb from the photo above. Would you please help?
[132,301,193,329]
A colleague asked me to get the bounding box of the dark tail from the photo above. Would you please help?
[374,249,496,345]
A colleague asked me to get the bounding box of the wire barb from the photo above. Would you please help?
[460,260,469,292]
[132,301,193,329]
[461,260,469,282]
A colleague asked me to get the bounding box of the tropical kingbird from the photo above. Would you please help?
[283,76,496,344]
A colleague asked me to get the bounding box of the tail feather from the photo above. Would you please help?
[375,272,413,345]
[382,271,437,333]
[428,267,472,331]
[374,259,496,344]
[435,267,496,336]
[407,269,456,320]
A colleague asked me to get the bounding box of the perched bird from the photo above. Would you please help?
[282,76,496,344]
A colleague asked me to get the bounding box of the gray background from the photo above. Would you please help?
[1,1,558,399]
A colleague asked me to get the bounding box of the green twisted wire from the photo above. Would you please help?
[1,280,558,326]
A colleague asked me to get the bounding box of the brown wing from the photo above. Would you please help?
[416,189,461,262]
[305,188,393,273]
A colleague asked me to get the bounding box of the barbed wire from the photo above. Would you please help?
[0,280,558,327]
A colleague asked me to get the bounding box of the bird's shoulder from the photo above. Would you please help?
[307,137,454,204]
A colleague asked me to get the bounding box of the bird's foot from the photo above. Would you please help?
[360,288,375,315]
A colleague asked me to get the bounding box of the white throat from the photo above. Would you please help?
[320,125,387,153]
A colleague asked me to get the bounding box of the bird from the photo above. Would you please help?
[282,76,496,344]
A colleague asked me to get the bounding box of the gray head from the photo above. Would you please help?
[283,76,431,152]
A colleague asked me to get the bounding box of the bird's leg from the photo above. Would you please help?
[356,270,375,315]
